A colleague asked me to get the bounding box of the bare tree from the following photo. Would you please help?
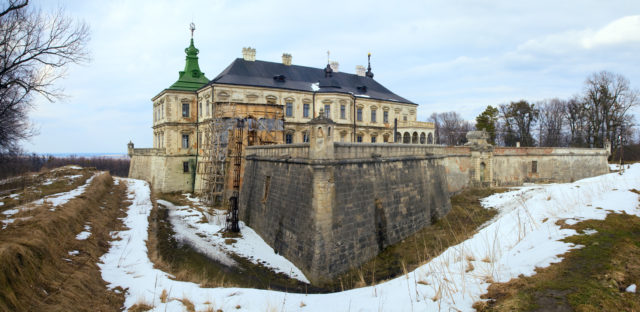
[538,98,567,147]
[428,111,472,145]
[582,71,637,151]
[0,0,89,154]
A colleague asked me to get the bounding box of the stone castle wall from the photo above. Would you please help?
[238,129,610,283]
[128,148,196,193]
[239,144,452,282]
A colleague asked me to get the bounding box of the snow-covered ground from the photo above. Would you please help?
[100,166,640,311]
[158,198,309,282]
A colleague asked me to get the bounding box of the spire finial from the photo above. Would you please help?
[189,22,196,38]
[366,52,374,78]
[327,50,330,64]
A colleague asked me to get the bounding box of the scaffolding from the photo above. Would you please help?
[200,101,285,232]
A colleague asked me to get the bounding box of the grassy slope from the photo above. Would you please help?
[475,207,640,311]
[0,169,126,311]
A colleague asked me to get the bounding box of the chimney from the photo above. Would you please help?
[242,47,256,61]
[330,61,339,72]
[355,65,366,76]
[282,53,292,66]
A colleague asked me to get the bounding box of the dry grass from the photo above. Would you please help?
[475,212,640,311]
[0,171,127,311]
[129,299,154,312]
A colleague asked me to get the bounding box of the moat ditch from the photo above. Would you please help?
[149,187,504,293]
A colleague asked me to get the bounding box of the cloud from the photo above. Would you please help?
[582,15,640,48]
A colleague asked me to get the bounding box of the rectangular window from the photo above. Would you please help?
[285,102,293,117]
[303,103,310,118]
[324,104,331,118]
[357,108,363,121]
[199,102,202,117]
[403,115,407,121]
[532,161,538,173]
[371,136,376,143]
[357,135,363,143]
[303,132,309,143]
[383,111,389,123]
[182,103,189,117]
[285,133,293,144]
[340,105,346,119]
[182,134,189,148]
[183,161,189,173]
[371,109,377,123]
[206,100,210,116]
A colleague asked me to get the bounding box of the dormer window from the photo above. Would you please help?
[273,75,286,82]
[357,85,367,93]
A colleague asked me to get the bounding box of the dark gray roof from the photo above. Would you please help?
[205,58,416,105]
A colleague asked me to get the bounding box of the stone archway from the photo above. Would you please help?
[403,132,410,144]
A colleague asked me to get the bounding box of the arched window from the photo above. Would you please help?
[420,132,426,144]
[480,162,486,182]
[383,133,389,143]
[403,132,410,144]
[395,132,402,143]
[427,133,433,144]
[412,132,418,144]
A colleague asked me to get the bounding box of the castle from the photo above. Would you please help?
[128,30,435,197]
[129,30,610,283]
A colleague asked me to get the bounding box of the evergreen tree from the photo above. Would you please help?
[475,105,499,144]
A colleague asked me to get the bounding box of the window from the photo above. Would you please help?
[383,111,389,123]
[182,103,189,117]
[199,102,202,117]
[285,102,293,117]
[182,134,189,148]
[371,109,377,123]
[303,103,310,118]
[285,133,293,144]
[532,161,538,173]
[340,105,346,119]
[371,136,377,143]
[206,100,210,116]
[383,134,389,143]
[357,135,363,143]
[357,108,363,121]
[324,104,331,118]
[403,115,407,121]
[183,161,189,173]
[302,132,309,143]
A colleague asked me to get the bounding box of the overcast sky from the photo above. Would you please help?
[23,0,640,154]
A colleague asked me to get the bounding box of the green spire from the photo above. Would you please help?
[168,24,209,91]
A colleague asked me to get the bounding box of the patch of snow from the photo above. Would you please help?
[355,94,370,98]
[35,174,97,210]
[2,219,14,229]
[582,228,597,235]
[159,199,308,282]
[99,166,640,312]
[76,224,92,240]
[42,179,54,185]
[310,82,320,91]
[626,284,636,293]
[9,194,19,199]
[68,250,80,256]
[0,202,3,206]
[2,208,19,216]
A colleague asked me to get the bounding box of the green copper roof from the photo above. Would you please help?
[168,38,209,91]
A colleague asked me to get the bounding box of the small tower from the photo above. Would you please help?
[308,108,335,160]
[127,141,134,157]
[365,52,374,78]
[168,23,209,91]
